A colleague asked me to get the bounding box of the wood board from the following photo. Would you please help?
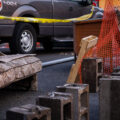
[67,35,98,83]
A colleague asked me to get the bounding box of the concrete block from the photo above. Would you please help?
[6,104,51,120]
[36,92,73,120]
[81,58,103,92]
[100,76,120,120]
[56,83,89,120]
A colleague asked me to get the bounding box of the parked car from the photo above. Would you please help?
[0,0,103,54]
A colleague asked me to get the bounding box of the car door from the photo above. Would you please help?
[29,0,53,36]
[68,1,92,18]
[53,0,73,37]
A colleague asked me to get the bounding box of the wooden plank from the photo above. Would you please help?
[87,36,98,49]
[67,35,98,83]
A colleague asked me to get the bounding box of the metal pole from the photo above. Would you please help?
[42,56,74,67]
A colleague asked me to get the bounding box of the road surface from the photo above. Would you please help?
[0,47,99,120]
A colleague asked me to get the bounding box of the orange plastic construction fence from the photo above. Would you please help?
[79,0,120,82]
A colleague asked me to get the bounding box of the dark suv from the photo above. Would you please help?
[0,0,103,53]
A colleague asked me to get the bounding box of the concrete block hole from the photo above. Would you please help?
[81,113,88,120]
[81,92,87,108]
[98,76,102,87]
[63,103,71,120]
[98,62,102,73]
[32,115,47,120]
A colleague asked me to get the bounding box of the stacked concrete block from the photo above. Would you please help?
[56,83,89,120]
[36,92,73,120]
[81,58,103,92]
[100,76,120,120]
[6,104,51,120]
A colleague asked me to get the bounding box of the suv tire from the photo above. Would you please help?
[9,23,37,54]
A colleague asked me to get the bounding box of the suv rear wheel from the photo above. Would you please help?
[9,23,37,54]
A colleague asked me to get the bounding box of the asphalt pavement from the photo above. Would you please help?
[0,47,99,120]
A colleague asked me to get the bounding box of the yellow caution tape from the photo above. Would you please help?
[67,6,94,21]
[0,6,94,23]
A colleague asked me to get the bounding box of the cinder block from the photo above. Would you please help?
[6,104,51,120]
[36,92,73,120]
[81,58,103,92]
[56,83,89,120]
[100,76,120,120]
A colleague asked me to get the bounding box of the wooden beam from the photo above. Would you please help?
[67,35,98,83]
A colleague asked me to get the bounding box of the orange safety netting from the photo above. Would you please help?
[96,0,120,74]
[79,0,120,82]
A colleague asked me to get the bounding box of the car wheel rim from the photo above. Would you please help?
[20,30,33,52]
